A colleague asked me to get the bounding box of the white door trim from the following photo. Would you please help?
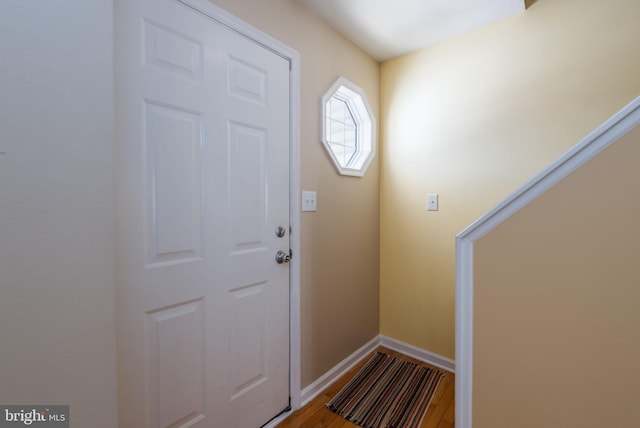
[176,0,302,412]
[454,95,640,428]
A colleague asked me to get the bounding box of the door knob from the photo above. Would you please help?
[275,250,291,264]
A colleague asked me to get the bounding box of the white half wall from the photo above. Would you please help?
[455,96,640,428]
[0,1,118,427]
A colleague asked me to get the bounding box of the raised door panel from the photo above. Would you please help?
[147,300,205,428]
[229,123,267,253]
[145,101,203,267]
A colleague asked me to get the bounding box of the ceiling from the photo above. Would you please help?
[296,0,526,62]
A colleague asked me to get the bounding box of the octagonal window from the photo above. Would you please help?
[322,77,376,177]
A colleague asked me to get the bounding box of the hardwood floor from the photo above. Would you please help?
[278,346,455,428]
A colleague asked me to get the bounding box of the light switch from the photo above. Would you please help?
[302,191,317,212]
[427,194,439,211]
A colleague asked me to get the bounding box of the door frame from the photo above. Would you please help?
[175,0,302,413]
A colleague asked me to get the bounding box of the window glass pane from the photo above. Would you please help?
[327,96,357,167]
[328,119,345,144]
[322,79,375,176]
[328,97,347,121]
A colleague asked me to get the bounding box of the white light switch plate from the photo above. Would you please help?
[427,194,439,211]
[302,191,317,212]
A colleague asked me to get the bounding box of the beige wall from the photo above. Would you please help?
[208,0,381,387]
[473,124,640,427]
[380,0,640,359]
[0,1,118,427]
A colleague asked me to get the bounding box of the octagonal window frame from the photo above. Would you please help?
[321,77,376,177]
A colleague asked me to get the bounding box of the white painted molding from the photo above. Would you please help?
[300,336,379,406]
[179,0,299,61]
[379,335,455,373]
[298,334,456,411]
[320,76,377,177]
[287,40,303,414]
[263,411,293,428]
[455,95,640,428]
[176,0,303,413]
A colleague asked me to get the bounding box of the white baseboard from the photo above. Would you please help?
[263,410,293,428]
[299,335,379,406]
[379,335,456,373]
[298,334,455,410]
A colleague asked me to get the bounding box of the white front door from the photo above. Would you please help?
[115,0,291,426]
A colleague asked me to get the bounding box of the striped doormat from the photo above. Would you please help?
[326,352,445,428]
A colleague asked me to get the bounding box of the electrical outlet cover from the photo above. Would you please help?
[427,194,439,211]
